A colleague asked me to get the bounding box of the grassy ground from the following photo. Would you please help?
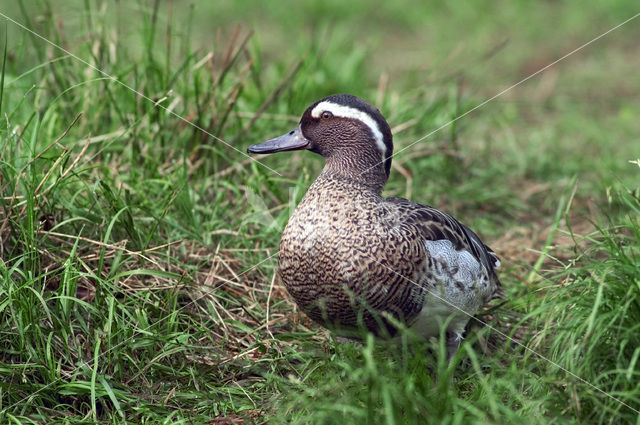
[1,1,639,423]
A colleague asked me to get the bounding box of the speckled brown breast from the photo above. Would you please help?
[279,174,432,336]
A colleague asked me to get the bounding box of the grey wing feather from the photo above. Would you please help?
[385,197,503,297]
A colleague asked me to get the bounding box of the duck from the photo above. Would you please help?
[248,94,502,357]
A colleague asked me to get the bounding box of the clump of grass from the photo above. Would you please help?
[529,185,640,422]
[0,2,294,422]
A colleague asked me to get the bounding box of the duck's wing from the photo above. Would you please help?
[384,196,503,298]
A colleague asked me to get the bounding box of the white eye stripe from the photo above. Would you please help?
[311,101,387,158]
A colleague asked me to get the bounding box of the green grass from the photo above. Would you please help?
[1,1,640,423]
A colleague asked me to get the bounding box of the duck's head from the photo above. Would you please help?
[248,94,393,187]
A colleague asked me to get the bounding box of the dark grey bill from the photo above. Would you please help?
[247,125,310,154]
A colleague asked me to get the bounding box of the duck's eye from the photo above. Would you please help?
[321,111,333,119]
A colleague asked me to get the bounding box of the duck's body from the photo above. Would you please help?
[248,94,501,355]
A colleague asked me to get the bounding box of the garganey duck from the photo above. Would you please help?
[248,94,502,357]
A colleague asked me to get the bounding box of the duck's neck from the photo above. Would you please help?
[320,154,388,194]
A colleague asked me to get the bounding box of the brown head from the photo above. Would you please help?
[248,94,394,190]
